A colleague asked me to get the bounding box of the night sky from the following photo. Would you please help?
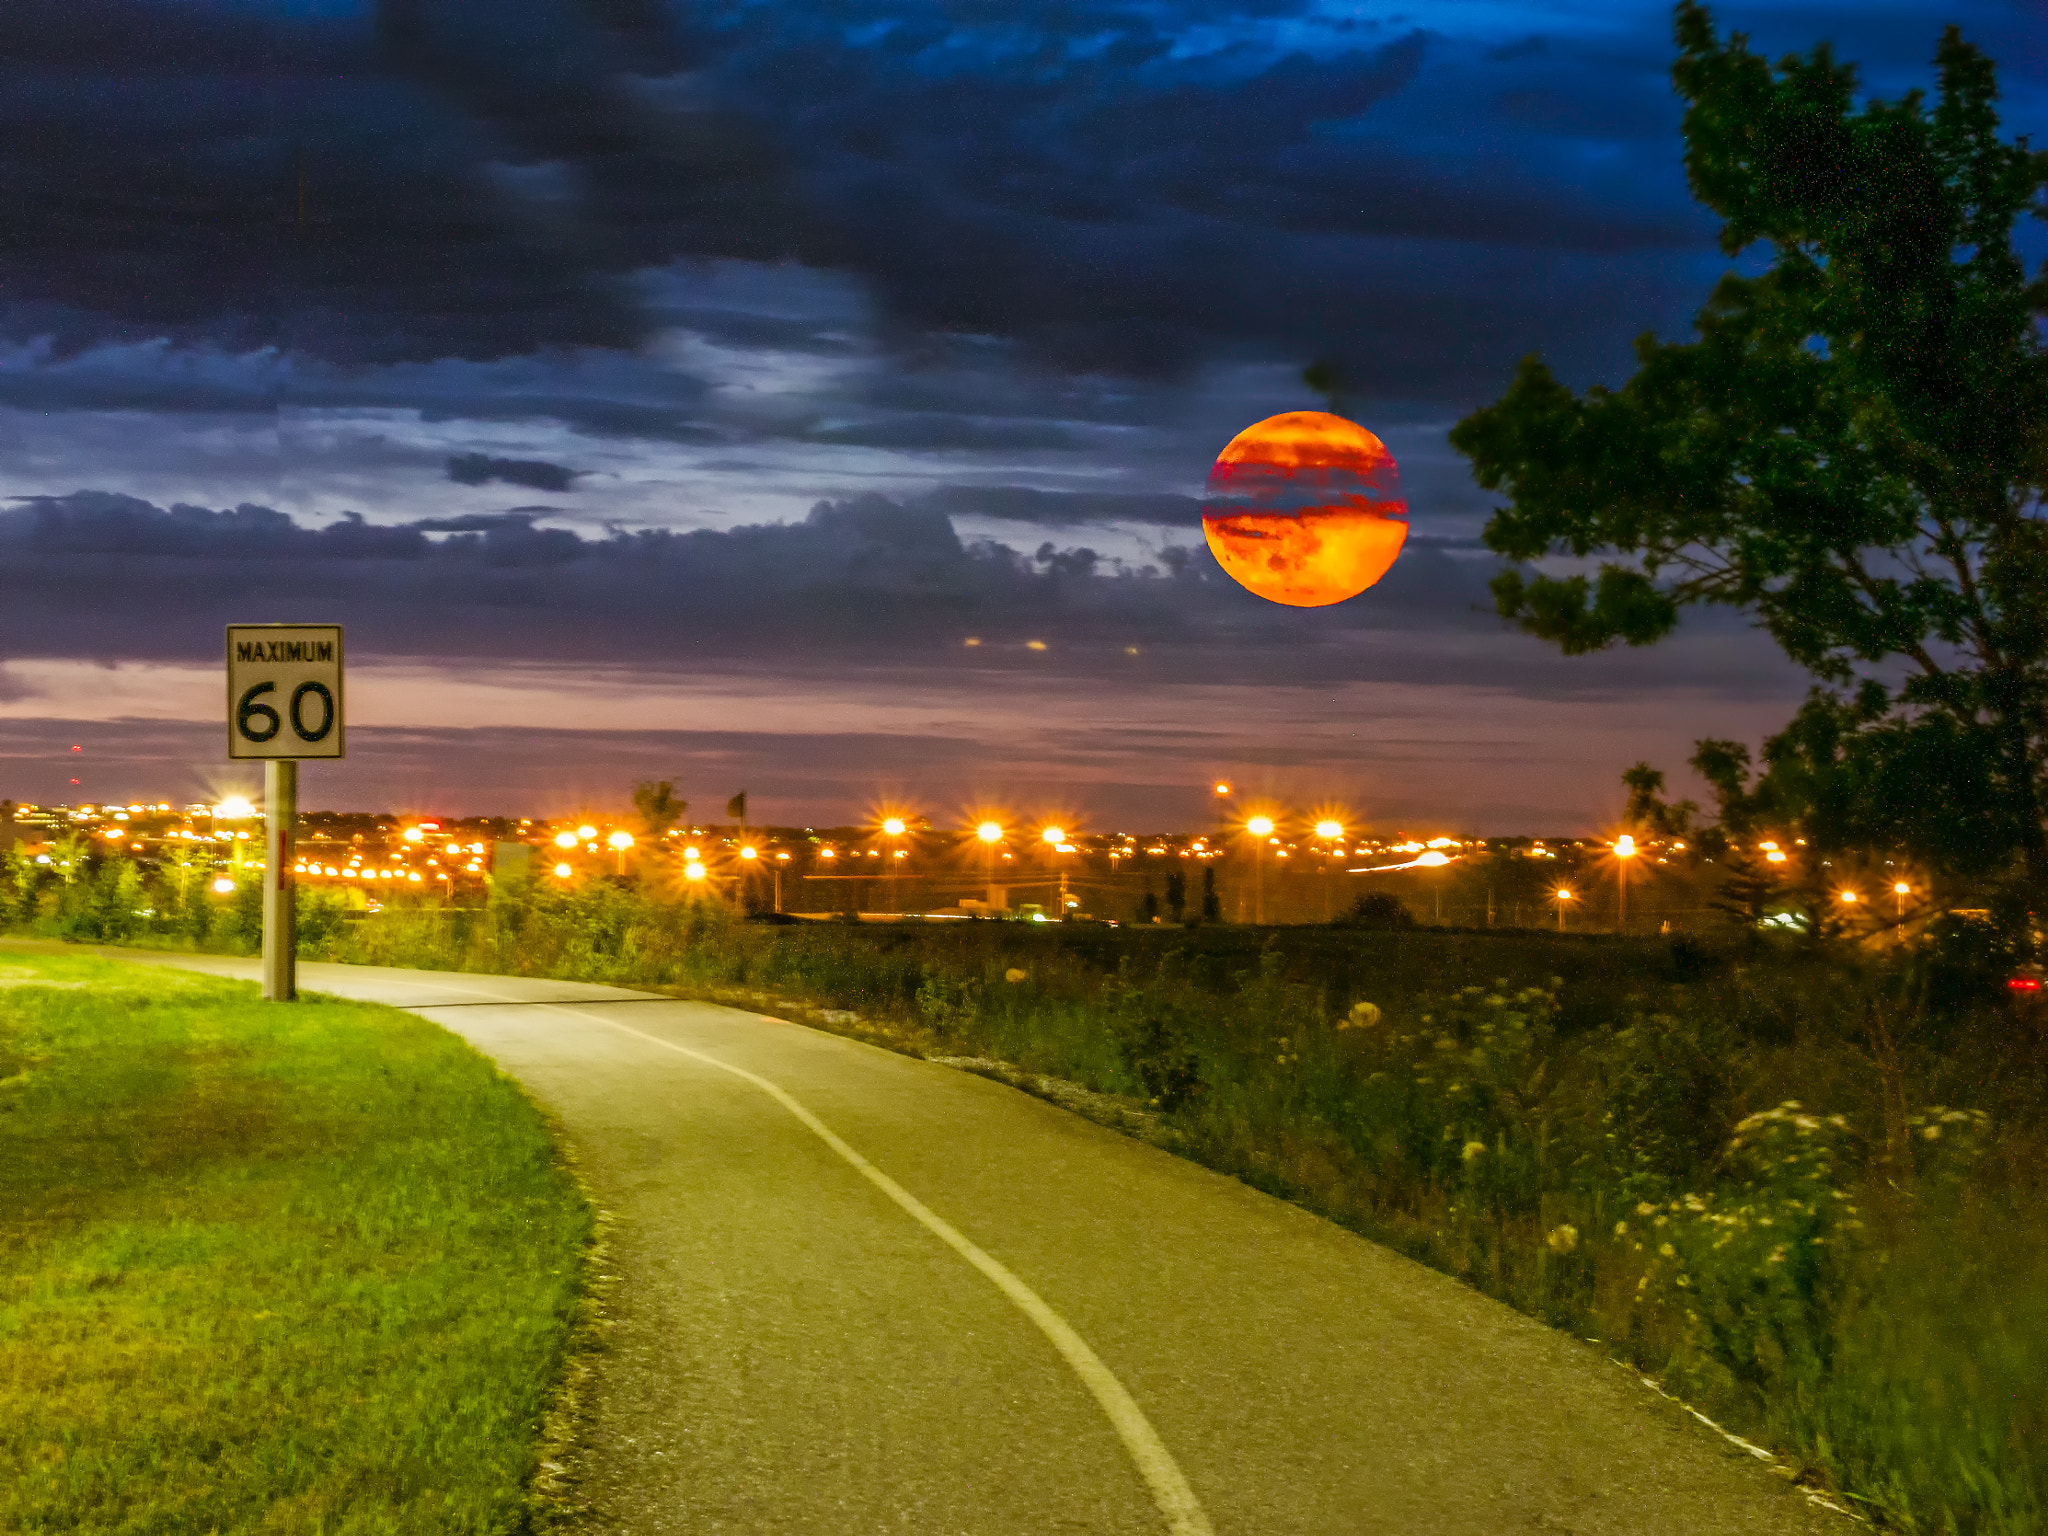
[2,0,2041,829]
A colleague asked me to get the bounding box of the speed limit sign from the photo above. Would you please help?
[226,624,345,759]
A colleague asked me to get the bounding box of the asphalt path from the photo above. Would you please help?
[107,953,1839,1535]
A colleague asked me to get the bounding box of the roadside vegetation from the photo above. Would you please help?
[0,948,594,1535]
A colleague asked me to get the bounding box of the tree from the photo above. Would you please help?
[631,780,686,840]
[1451,3,2048,891]
[1164,868,1187,922]
[1622,763,1697,839]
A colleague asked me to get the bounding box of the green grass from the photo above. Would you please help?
[0,950,595,1535]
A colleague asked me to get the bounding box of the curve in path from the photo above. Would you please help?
[106,952,1842,1536]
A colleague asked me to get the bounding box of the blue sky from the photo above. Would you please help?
[0,0,2040,827]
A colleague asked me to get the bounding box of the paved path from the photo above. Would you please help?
[121,953,1837,1535]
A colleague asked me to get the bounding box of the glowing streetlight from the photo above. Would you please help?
[1314,820,1343,840]
[977,822,1003,843]
[402,827,424,843]
[215,797,254,821]
[1415,850,1450,867]
[608,831,633,850]
[1615,833,1637,932]
[553,862,573,879]
[554,830,579,850]
[1893,880,1911,921]
[1839,890,1858,904]
[683,862,707,883]
[576,824,597,841]
[1554,887,1573,933]
[881,817,906,837]
[212,876,237,895]
[739,846,757,860]
[1041,825,1066,845]
[1214,782,1232,797]
[1242,816,1277,921]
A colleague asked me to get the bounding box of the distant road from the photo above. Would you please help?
[132,953,1836,1535]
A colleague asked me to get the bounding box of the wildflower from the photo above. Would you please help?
[1765,1244,1788,1265]
[1682,1193,1706,1212]
[1635,1202,1658,1217]
[1546,1224,1579,1254]
[1462,1140,1488,1163]
[1922,1124,1942,1141]
[1004,968,1027,983]
[1658,1242,1676,1258]
[1612,1221,1628,1237]
[1342,1001,1382,1029]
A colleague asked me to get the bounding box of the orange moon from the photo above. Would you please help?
[1203,411,1407,607]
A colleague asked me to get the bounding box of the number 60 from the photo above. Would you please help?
[236,681,335,744]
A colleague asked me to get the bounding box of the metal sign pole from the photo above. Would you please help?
[263,758,297,1001]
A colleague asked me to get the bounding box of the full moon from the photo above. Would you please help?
[1202,411,1407,607]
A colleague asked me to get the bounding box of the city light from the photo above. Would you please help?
[740,846,758,861]
[576,824,596,840]
[1041,825,1066,845]
[553,862,573,878]
[1766,850,1789,863]
[1214,782,1231,796]
[554,830,578,849]
[1895,882,1911,895]
[1314,820,1343,839]
[215,797,254,820]
[1557,888,1573,900]
[1246,816,1275,837]
[1415,850,1450,867]
[607,831,634,850]
[402,827,424,843]
[1615,834,1636,858]
[977,821,1003,843]
[1840,890,1858,903]
[212,877,237,894]
[882,817,907,836]
[683,863,707,882]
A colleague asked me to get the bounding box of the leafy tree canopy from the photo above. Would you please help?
[1451,2,2048,886]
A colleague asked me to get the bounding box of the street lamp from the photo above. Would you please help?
[976,821,1004,913]
[554,830,579,850]
[880,817,909,912]
[1245,816,1275,923]
[1614,834,1637,932]
[1894,880,1911,920]
[607,829,633,875]
[1041,825,1071,916]
[1554,887,1573,933]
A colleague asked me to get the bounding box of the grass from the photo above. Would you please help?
[0,949,596,1535]
[285,887,2047,1533]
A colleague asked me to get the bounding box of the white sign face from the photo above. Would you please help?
[226,625,345,759]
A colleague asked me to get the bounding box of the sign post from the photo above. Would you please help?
[226,625,345,1001]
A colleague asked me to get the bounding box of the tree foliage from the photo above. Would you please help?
[1451,2,2048,886]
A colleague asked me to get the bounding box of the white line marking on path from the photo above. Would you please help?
[542,1002,1216,1536]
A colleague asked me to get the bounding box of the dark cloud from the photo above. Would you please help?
[445,452,582,491]
[919,485,1203,528]
[0,488,1798,707]
[0,0,1745,398]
